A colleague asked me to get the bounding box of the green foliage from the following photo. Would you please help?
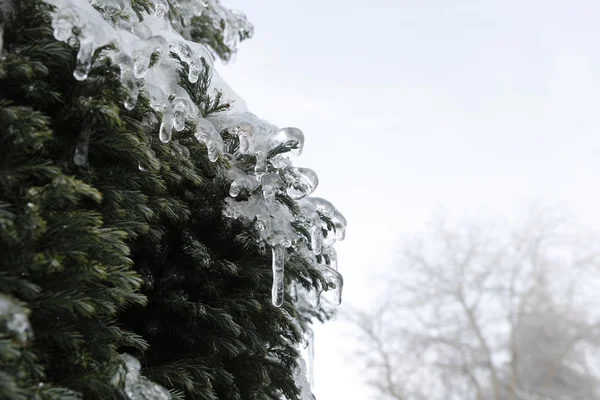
[0,1,147,398]
[0,0,329,399]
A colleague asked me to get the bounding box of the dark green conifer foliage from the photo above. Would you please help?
[0,1,151,398]
[0,0,331,399]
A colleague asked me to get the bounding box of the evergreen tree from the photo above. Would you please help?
[0,1,343,399]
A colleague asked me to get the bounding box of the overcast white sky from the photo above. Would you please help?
[217,1,600,398]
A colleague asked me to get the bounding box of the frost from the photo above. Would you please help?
[44,0,346,310]
[113,354,171,400]
[0,294,32,343]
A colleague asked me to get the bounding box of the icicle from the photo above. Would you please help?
[309,282,321,308]
[310,225,323,255]
[283,167,319,200]
[74,127,91,166]
[0,23,4,55]
[305,327,315,387]
[294,358,315,400]
[271,245,286,307]
[320,265,343,306]
[171,87,196,132]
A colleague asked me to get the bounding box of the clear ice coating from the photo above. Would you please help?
[220,115,348,307]
[113,354,171,400]
[44,7,346,396]
[47,0,245,150]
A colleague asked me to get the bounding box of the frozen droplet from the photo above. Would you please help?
[74,128,91,166]
[333,209,347,241]
[229,182,241,197]
[322,225,336,246]
[283,167,319,200]
[310,283,321,308]
[271,245,286,307]
[195,118,223,162]
[138,162,147,172]
[74,39,95,81]
[188,63,202,83]
[159,113,173,143]
[310,197,336,218]
[272,127,304,155]
[320,265,343,306]
[124,97,137,110]
[115,54,139,109]
[173,109,185,131]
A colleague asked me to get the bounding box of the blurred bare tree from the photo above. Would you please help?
[348,209,600,400]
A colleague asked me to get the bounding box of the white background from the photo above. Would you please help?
[218,1,600,398]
